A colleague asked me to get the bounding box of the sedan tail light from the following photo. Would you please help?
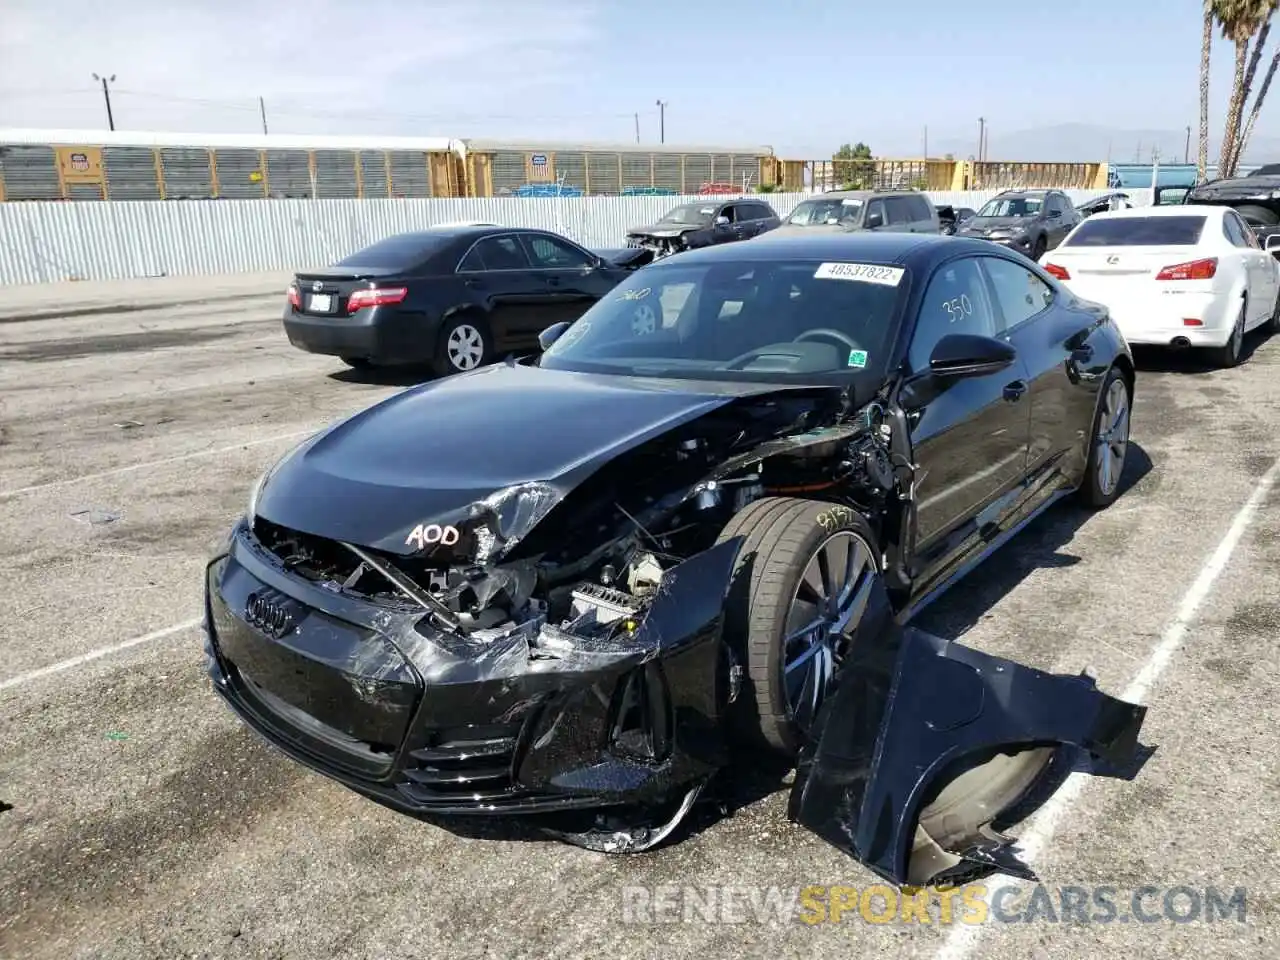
[1155,257,1217,281]
[347,287,408,314]
[1044,263,1070,280]
[286,284,301,308]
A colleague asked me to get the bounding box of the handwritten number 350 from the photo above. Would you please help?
[943,294,973,322]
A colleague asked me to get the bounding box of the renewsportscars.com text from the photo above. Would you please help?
[619,884,1248,926]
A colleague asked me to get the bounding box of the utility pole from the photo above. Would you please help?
[634,112,640,144]
[977,117,985,163]
[1184,125,1191,164]
[656,99,668,144]
[923,125,928,159]
[259,96,269,134]
[92,73,116,131]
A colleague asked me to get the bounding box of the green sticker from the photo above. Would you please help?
[847,349,868,368]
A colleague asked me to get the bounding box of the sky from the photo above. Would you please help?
[0,0,1270,161]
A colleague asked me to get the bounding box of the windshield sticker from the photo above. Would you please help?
[846,349,868,368]
[617,287,651,301]
[814,262,905,286]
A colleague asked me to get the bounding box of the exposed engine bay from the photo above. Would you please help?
[254,392,902,655]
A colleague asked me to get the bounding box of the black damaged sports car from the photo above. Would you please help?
[205,233,1148,885]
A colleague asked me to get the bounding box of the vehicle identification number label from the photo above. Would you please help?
[814,262,905,286]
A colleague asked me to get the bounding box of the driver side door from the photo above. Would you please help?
[902,256,1033,597]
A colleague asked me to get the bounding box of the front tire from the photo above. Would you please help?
[716,497,880,758]
[1078,366,1131,509]
[433,315,493,377]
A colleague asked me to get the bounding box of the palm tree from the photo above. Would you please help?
[1199,2,1215,182]
[1238,47,1280,160]
[1216,0,1277,177]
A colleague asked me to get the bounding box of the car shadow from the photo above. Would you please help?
[326,364,433,387]
[1129,326,1272,373]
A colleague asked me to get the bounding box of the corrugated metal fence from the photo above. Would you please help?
[0,188,1134,285]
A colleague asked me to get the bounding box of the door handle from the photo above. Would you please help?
[1003,380,1027,402]
[464,278,482,289]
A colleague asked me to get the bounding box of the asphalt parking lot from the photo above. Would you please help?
[1,280,1278,960]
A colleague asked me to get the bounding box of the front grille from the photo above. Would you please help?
[396,723,524,804]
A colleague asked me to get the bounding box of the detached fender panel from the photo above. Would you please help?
[788,583,1147,887]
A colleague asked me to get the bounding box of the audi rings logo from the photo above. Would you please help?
[245,590,294,638]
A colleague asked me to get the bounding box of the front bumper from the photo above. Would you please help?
[204,519,739,815]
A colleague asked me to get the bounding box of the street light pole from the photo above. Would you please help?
[656,99,668,144]
[977,117,985,163]
[92,73,116,131]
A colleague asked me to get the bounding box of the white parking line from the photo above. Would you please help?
[0,428,316,500]
[934,456,1279,960]
[0,618,202,693]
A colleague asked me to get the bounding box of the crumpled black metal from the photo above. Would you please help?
[788,585,1148,887]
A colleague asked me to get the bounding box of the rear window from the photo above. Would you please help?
[1063,216,1206,247]
[335,233,451,269]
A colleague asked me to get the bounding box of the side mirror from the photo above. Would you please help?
[865,211,884,229]
[714,216,731,227]
[538,321,572,351]
[1265,235,1280,251]
[928,333,1016,379]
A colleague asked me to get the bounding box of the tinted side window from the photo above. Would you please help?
[885,197,915,224]
[1044,196,1063,216]
[757,202,778,220]
[980,257,1054,329]
[522,233,592,268]
[718,205,738,223]
[866,199,887,225]
[735,203,759,221]
[909,258,998,370]
[910,195,935,221]
[470,236,530,270]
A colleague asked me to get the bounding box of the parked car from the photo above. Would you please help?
[956,188,1080,258]
[283,226,649,376]
[770,190,940,238]
[1075,192,1133,218]
[207,231,1146,886]
[1040,205,1280,367]
[1186,164,1280,249]
[935,204,977,235]
[624,199,780,258]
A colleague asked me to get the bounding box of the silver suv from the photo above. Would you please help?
[769,189,941,237]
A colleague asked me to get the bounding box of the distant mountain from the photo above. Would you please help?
[927,123,1280,165]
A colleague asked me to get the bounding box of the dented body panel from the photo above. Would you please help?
[789,580,1147,886]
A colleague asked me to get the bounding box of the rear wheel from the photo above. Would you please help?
[433,315,492,377]
[716,497,880,758]
[1207,299,1247,368]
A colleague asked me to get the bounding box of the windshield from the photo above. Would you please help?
[540,258,905,383]
[659,204,717,225]
[786,198,862,226]
[1063,216,1207,247]
[976,196,1042,218]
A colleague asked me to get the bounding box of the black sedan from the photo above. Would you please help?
[283,226,647,376]
[207,233,1147,885]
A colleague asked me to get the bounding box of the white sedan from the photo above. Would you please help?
[1039,204,1280,367]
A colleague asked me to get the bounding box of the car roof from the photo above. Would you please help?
[1082,204,1224,221]
[667,231,994,267]
[415,224,544,240]
[996,188,1053,196]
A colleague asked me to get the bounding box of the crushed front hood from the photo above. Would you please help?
[626,224,699,238]
[255,363,789,556]
[789,578,1148,887]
